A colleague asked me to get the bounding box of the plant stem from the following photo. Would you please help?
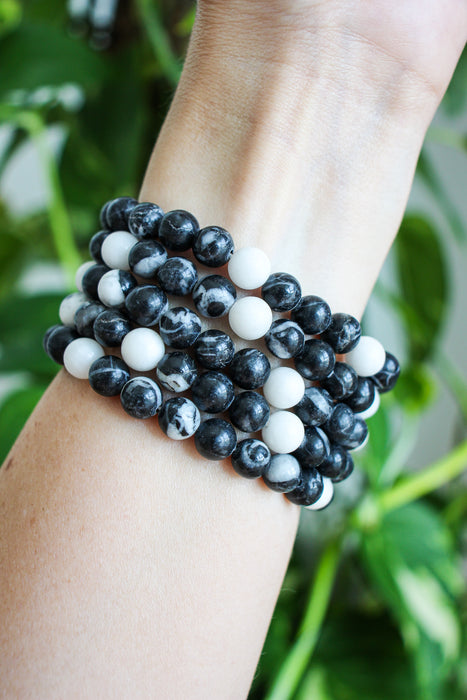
[134,0,181,87]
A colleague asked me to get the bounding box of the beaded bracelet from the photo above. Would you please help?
[43,196,400,511]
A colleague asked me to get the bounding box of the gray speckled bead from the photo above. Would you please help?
[157,257,198,296]
[262,454,301,493]
[228,391,270,432]
[230,348,271,390]
[192,274,237,318]
[261,272,301,311]
[193,330,235,370]
[159,397,201,440]
[264,319,305,359]
[128,239,168,278]
[231,439,271,478]
[159,306,202,349]
[156,352,197,392]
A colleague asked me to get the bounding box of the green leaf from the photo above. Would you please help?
[0,384,46,464]
[393,364,437,414]
[357,401,391,486]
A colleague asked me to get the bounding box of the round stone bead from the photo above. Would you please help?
[43,324,62,355]
[81,263,110,300]
[321,312,361,353]
[345,376,376,413]
[263,454,301,493]
[192,226,234,267]
[191,371,235,413]
[128,201,164,240]
[230,348,271,390]
[261,411,305,454]
[323,403,356,444]
[99,200,111,229]
[193,330,235,370]
[285,467,324,506]
[88,355,130,396]
[158,209,199,251]
[97,269,138,309]
[128,239,167,278]
[294,339,335,380]
[120,328,165,371]
[231,439,271,479]
[372,351,401,393]
[293,426,327,468]
[105,196,138,230]
[156,352,197,392]
[345,335,386,377]
[89,230,111,264]
[100,231,136,271]
[264,319,305,359]
[291,295,332,334]
[93,309,131,347]
[338,416,368,450]
[45,325,79,364]
[63,337,105,379]
[228,297,273,340]
[304,476,334,511]
[261,272,301,311]
[59,292,89,327]
[159,397,201,440]
[74,301,106,338]
[318,444,354,482]
[294,386,333,426]
[159,306,201,349]
[320,361,358,400]
[124,285,168,327]
[228,391,270,432]
[75,261,96,292]
[192,275,237,318]
[358,390,380,420]
[157,257,198,296]
[194,418,237,460]
[120,377,163,419]
[228,247,271,290]
[263,367,305,409]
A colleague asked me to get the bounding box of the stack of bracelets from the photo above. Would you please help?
[43,196,401,511]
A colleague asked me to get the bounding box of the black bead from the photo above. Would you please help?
[43,324,62,355]
[192,274,237,318]
[192,226,234,267]
[156,352,197,392]
[128,240,168,278]
[285,467,324,506]
[294,386,333,426]
[337,416,368,450]
[263,454,302,493]
[89,230,111,264]
[105,196,138,230]
[74,301,106,338]
[372,352,401,393]
[99,200,111,229]
[320,312,361,354]
[157,257,198,296]
[88,355,130,396]
[291,295,332,334]
[320,361,358,400]
[44,325,79,364]
[128,202,164,240]
[323,403,356,444]
[93,309,131,347]
[230,348,271,389]
[158,209,199,251]
[228,391,270,432]
[124,285,168,327]
[264,319,305,359]
[231,439,271,478]
[158,397,200,440]
[194,418,237,460]
[191,371,235,413]
[345,376,376,413]
[261,272,301,311]
[318,444,354,482]
[120,377,163,419]
[159,306,202,349]
[294,339,335,380]
[293,426,328,468]
[193,330,235,370]
[81,263,110,300]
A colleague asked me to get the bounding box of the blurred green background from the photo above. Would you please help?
[0,2,467,698]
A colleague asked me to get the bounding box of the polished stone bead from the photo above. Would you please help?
[191,371,235,413]
[285,467,324,506]
[59,292,89,327]
[105,196,138,230]
[262,411,305,453]
[97,269,138,309]
[358,390,380,420]
[338,416,368,450]
[192,226,234,267]
[159,306,202,349]
[346,335,386,377]
[192,274,237,318]
[294,339,335,380]
[124,285,168,327]
[156,351,197,392]
[128,201,164,240]
[128,239,168,278]
[345,376,376,413]
[323,403,356,444]
[320,312,361,353]
[159,396,201,440]
[120,377,163,418]
[321,361,358,400]
[228,391,270,432]
[93,309,131,347]
[75,261,95,293]
[318,444,354,482]
[157,257,198,296]
[264,319,305,359]
[263,454,301,493]
[193,330,235,370]
[88,355,130,396]
[227,247,271,290]
[99,200,111,229]
[291,295,332,334]
[89,230,111,264]
[261,272,301,311]
[228,297,272,340]
[230,348,271,389]
[194,418,237,460]
[101,231,136,271]
[231,439,271,478]
[372,351,401,393]
[44,325,79,364]
[74,301,106,338]
[263,366,305,409]
[304,476,334,510]
[293,426,328,468]
[81,263,110,300]
[63,337,105,379]
[43,324,62,355]
[158,209,199,251]
[121,328,165,371]
[294,386,333,426]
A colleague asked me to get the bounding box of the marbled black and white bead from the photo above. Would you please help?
[74,301,106,338]
[337,416,368,450]
[262,454,301,493]
[44,325,79,364]
[228,391,270,432]
[320,312,361,353]
[261,272,302,311]
[193,330,235,370]
[157,257,198,296]
[264,319,305,359]
[88,355,130,396]
[81,263,110,300]
[97,269,138,308]
[120,328,165,371]
[291,295,332,334]
[101,231,136,270]
[156,352,197,392]
[192,226,234,267]
[89,230,111,264]
[323,403,356,444]
[93,309,131,347]
[192,275,237,318]
[158,209,199,251]
[285,467,324,506]
[191,371,235,413]
[159,396,201,440]
[294,386,334,426]
[320,361,358,400]
[293,426,328,468]
[128,240,168,278]
[318,444,354,482]
[345,376,376,413]
[194,418,237,460]
[371,351,401,393]
[63,337,105,379]
[230,348,271,390]
[120,377,163,419]
[231,439,271,478]
[124,285,168,327]
[75,261,95,292]
[128,201,164,240]
[104,196,138,231]
[304,476,334,510]
[294,339,335,381]
[59,291,89,327]
[159,306,202,349]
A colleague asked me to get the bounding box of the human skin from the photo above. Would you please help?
[1,2,466,698]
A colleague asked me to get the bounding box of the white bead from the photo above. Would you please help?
[97,269,126,308]
[120,328,165,371]
[100,231,136,270]
[358,390,380,420]
[350,431,370,453]
[261,411,305,454]
[227,247,271,290]
[263,367,305,409]
[63,337,105,379]
[304,477,334,510]
[75,261,95,292]
[59,292,88,326]
[345,335,386,377]
[228,297,273,340]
